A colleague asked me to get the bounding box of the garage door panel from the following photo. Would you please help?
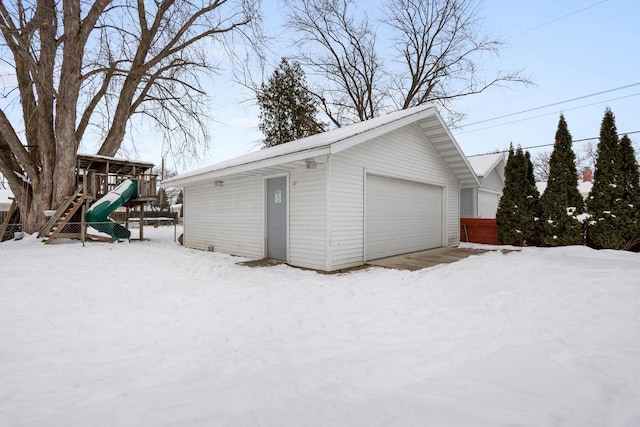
[366,175,442,260]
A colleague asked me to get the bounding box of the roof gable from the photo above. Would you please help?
[467,153,505,178]
[163,105,479,187]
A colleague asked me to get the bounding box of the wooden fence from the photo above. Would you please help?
[460,218,500,245]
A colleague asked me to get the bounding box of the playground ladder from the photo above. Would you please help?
[0,199,19,242]
[38,186,85,243]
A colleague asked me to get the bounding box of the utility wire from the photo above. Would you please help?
[505,0,609,40]
[459,82,640,128]
[467,130,640,157]
[456,91,640,135]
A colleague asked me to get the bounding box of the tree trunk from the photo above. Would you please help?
[0,0,257,236]
[10,176,49,234]
[22,197,46,235]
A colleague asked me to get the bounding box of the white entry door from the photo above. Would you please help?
[366,174,442,260]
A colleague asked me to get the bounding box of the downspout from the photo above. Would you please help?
[325,155,332,272]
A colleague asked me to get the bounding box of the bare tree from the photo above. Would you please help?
[385,0,529,113]
[284,0,529,125]
[576,140,597,177]
[284,0,385,126]
[0,0,258,230]
[531,151,551,182]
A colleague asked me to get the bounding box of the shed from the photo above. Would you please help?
[0,189,12,211]
[163,105,479,271]
[0,189,13,224]
[460,153,505,218]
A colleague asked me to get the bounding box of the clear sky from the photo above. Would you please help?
[124,0,640,172]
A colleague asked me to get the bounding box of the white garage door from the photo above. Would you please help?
[366,175,443,260]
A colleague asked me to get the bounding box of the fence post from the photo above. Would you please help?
[81,204,86,246]
[139,207,144,241]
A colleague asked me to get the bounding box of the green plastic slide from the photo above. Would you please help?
[86,179,138,241]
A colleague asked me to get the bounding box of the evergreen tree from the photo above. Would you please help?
[586,108,626,249]
[524,150,542,245]
[619,134,640,247]
[539,115,585,246]
[257,58,326,148]
[497,145,540,245]
[619,135,640,200]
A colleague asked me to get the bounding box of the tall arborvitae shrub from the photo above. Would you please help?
[524,151,542,245]
[539,115,585,246]
[497,146,541,245]
[619,134,640,248]
[586,108,626,249]
[497,146,517,244]
[497,146,518,244]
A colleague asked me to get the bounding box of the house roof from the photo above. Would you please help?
[536,180,593,198]
[466,153,505,178]
[0,189,14,206]
[163,105,479,188]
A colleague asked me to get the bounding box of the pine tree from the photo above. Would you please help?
[257,58,325,148]
[497,146,518,244]
[619,134,640,248]
[586,108,626,249]
[497,146,540,245]
[524,150,542,245]
[539,115,584,246]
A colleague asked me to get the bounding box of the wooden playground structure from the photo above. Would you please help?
[0,154,158,243]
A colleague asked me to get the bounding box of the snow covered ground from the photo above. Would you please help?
[1,226,639,427]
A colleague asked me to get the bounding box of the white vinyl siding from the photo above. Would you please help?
[289,166,326,270]
[481,169,503,193]
[329,123,459,270]
[183,177,264,258]
[366,175,442,260]
[478,189,501,218]
[460,188,476,218]
[475,169,503,218]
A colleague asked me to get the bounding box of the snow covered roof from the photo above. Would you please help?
[77,154,155,174]
[536,180,593,198]
[163,105,480,188]
[466,153,505,178]
[0,189,14,206]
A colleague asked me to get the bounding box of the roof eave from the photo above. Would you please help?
[421,113,480,188]
[161,146,331,187]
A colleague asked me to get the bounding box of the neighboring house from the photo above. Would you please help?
[162,105,480,272]
[0,189,12,209]
[536,167,593,199]
[0,189,14,223]
[460,153,505,218]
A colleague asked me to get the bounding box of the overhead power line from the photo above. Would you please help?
[459,82,640,129]
[456,91,640,136]
[467,130,640,157]
[506,0,609,40]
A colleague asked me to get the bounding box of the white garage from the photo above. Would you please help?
[365,174,443,260]
[163,104,479,272]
